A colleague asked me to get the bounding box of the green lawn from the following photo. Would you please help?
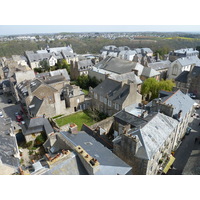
[82,89,89,96]
[55,111,96,131]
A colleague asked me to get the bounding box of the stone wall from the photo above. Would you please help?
[90,116,114,135]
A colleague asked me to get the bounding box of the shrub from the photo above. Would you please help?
[26,141,33,148]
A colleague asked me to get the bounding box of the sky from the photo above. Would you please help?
[1,0,200,36]
[1,25,200,36]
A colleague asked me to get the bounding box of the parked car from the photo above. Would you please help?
[15,112,20,116]
[194,103,200,109]
[0,110,4,118]
[16,114,23,122]
[7,99,12,104]
[186,127,192,135]
[187,93,196,99]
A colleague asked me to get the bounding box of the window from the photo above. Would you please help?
[94,93,97,99]
[104,97,107,105]
[115,103,120,110]
[172,64,178,75]
[100,96,104,102]
[108,100,112,107]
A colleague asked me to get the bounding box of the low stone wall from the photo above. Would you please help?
[90,116,114,135]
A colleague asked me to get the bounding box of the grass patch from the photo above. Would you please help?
[52,114,63,119]
[55,110,97,130]
[82,89,89,96]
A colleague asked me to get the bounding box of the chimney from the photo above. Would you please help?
[178,110,182,119]
[131,69,138,76]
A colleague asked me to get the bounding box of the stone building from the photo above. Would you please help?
[112,89,195,175]
[0,117,20,175]
[16,79,64,118]
[62,84,87,112]
[70,59,94,80]
[168,48,199,62]
[92,56,160,82]
[175,66,200,98]
[9,69,36,101]
[21,117,54,143]
[33,131,132,175]
[90,78,142,116]
[25,46,77,69]
[167,56,200,80]
[113,112,178,175]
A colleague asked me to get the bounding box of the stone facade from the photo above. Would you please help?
[91,80,142,116]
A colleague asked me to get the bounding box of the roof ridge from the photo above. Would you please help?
[163,89,179,103]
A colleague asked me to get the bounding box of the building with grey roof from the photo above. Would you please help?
[25,46,76,69]
[95,56,160,81]
[169,48,199,62]
[21,117,54,143]
[0,117,20,175]
[175,66,200,98]
[100,46,153,60]
[148,60,171,80]
[113,112,179,175]
[148,89,195,148]
[90,78,142,116]
[36,45,73,54]
[35,131,132,175]
[112,89,195,174]
[70,59,94,80]
[167,55,200,80]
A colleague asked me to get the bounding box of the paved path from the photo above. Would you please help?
[167,106,200,175]
[0,90,22,131]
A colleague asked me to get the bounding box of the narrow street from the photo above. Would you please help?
[167,102,200,175]
[0,90,22,130]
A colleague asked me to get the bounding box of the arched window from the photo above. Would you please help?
[172,64,179,75]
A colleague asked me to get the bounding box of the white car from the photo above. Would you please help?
[0,110,4,118]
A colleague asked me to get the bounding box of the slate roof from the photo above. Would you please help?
[110,72,142,85]
[95,56,139,74]
[190,66,200,77]
[0,117,20,169]
[78,59,94,70]
[141,48,153,53]
[141,67,160,78]
[41,152,88,175]
[118,46,130,51]
[175,71,189,83]
[26,52,57,62]
[93,78,121,97]
[176,56,200,67]
[128,112,178,160]
[161,90,195,119]
[114,109,147,128]
[173,48,199,55]
[36,69,70,82]
[29,96,44,116]
[16,79,43,97]
[21,117,54,136]
[148,60,171,71]
[36,46,73,54]
[58,131,132,175]
[102,45,117,51]
[109,84,130,104]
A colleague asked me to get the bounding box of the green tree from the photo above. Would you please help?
[141,78,174,101]
[76,75,90,89]
[39,59,50,72]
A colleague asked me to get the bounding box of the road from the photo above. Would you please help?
[167,103,200,175]
[0,90,22,131]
